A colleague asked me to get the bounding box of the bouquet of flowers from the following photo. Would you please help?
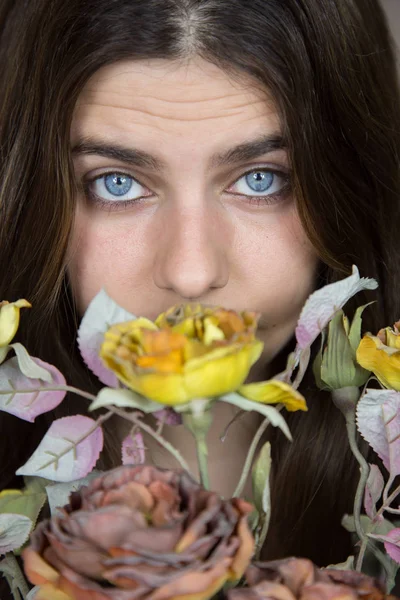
[1,266,400,600]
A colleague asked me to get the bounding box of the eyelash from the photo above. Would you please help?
[83,167,291,211]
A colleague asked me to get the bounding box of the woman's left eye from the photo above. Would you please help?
[227,169,289,203]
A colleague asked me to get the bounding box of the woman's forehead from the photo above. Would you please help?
[77,57,270,106]
[71,58,281,158]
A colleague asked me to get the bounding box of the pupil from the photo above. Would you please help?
[105,174,132,197]
[246,171,273,193]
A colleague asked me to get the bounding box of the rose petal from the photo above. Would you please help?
[151,558,231,600]
[302,583,355,600]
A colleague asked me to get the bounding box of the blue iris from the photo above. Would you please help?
[245,171,273,193]
[104,174,133,197]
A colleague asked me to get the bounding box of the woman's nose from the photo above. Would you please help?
[152,202,229,300]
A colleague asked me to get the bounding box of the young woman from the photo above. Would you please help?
[0,0,399,586]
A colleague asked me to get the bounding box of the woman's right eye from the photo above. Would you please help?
[85,172,153,205]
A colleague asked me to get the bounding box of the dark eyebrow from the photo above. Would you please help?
[71,139,164,171]
[210,134,286,168]
[71,134,286,171]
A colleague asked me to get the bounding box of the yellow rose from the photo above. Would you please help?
[356,321,400,390]
[0,299,31,346]
[100,306,264,405]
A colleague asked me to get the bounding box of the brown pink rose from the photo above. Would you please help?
[23,465,254,600]
[227,557,394,600]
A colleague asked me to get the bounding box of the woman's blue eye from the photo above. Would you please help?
[104,174,133,196]
[230,169,287,198]
[88,173,150,203]
[246,171,274,192]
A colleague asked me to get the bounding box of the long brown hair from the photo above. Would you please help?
[0,0,399,573]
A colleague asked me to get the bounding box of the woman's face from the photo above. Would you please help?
[69,58,318,375]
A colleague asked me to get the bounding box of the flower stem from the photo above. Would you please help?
[232,416,271,498]
[376,482,400,518]
[182,403,212,489]
[0,385,97,403]
[347,417,371,573]
[110,407,191,473]
[332,387,370,572]
[195,434,210,489]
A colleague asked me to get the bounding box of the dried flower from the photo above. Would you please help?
[0,299,31,347]
[100,305,263,405]
[357,321,400,390]
[23,465,254,600]
[313,308,370,390]
[227,557,394,600]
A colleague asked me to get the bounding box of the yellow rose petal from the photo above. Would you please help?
[171,318,197,337]
[203,319,225,345]
[183,344,260,400]
[385,327,400,350]
[22,547,60,586]
[0,299,31,347]
[36,584,72,600]
[239,379,308,412]
[357,334,400,390]
[103,343,262,405]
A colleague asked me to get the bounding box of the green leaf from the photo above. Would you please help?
[219,393,291,440]
[247,506,260,534]
[0,480,47,532]
[342,513,394,536]
[89,387,162,413]
[348,302,375,352]
[251,441,272,558]
[252,441,272,515]
[321,311,356,389]
[10,343,52,382]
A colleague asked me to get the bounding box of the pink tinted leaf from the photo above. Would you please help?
[16,415,103,482]
[356,389,400,471]
[121,433,146,465]
[382,398,400,482]
[154,408,182,426]
[77,289,135,386]
[364,464,384,519]
[0,357,66,422]
[369,528,400,565]
[295,266,377,349]
[0,513,32,554]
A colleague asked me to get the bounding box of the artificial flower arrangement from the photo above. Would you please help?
[1,266,400,600]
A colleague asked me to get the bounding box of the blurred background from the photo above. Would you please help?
[381,0,400,53]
